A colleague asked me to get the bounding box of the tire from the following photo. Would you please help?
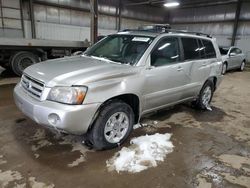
[222,62,227,75]
[11,51,40,76]
[85,100,134,150]
[194,80,214,110]
[239,61,245,72]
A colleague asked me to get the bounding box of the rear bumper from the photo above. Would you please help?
[14,83,101,135]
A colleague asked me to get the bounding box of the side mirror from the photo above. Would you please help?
[229,52,237,57]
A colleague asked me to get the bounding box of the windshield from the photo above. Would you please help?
[84,35,154,65]
[219,47,230,55]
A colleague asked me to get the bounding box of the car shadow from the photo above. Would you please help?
[0,66,17,78]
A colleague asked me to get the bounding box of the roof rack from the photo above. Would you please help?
[122,24,212,38]
[164,29,212,38]
[122,24,171,33]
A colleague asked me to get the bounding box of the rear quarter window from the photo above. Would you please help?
[181,37,200,60]
[202,39,216,58]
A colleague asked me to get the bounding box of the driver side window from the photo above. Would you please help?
[151,37,180,67]
[94,37,122,56]
[230,48,237,54]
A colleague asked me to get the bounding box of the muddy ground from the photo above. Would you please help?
[0,70,249,188]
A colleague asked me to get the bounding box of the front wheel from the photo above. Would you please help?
[222,63,227,75]
[85,100,134,150]
[194,81,214,110]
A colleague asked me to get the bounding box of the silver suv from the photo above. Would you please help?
[14,30,223,150]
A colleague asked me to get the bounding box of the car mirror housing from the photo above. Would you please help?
[229,52,237,57]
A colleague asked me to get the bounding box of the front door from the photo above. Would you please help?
[143,37,189,112]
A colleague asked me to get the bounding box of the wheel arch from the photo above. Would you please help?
[205,76,217,91]
[87,93,140,132]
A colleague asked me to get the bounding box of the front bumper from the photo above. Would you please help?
[14,83,101,135]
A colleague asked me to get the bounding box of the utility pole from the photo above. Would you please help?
[29,0,36,39]
[90,0,98,44]
[231,0,242,46]
[118,0,122,31]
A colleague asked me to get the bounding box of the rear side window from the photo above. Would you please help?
[202,40,216,58]
[198,39,206,59]
[181,38,200,60]
[236,48,242,54]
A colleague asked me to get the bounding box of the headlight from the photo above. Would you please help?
[47,86,87,105]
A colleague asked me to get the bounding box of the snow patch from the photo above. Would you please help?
[106,133,174,173]
[221,173,250,188]
[34,154,40,159]
[30,129,46,141]
[28,177,55,188]
[0,170,22,187]
[28,129,90,166]
[31,140,52,151]
[58,135,90,167]
[0,155,7,165]
[217,154,250,173]
[28,129,53,153]
[196,174,212,188]
[14,183,26,188]
[13,177,55,188]
[133,123,151,130]
[67,155,85,167]
[133,124,141,129]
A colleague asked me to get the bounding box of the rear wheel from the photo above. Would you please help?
[85,100,134,150]
[11,51,40,76]
[194,80,214,110]
[239,61,245,71]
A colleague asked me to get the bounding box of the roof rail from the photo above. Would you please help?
[164,29,212,38]
[121,25,212,38]
[122,24,171,33]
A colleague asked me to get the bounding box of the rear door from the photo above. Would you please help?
[143,37,189,112]
[227,48,240,69]
[178,37,210,98]
[178,38,217,97]
[235,48,244,67]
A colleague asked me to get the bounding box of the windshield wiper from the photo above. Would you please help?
[91,56,122,64]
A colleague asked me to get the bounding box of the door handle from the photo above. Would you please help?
[177,66,183,71]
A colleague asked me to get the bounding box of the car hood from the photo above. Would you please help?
[24,55,138,87]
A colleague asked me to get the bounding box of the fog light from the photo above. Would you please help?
[48,113,60,125]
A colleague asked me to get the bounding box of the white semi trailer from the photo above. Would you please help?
[0,0,164,76]
[0,37,89,76]
[0,0,89,76]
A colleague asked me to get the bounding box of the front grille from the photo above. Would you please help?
[21,74,44,99]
